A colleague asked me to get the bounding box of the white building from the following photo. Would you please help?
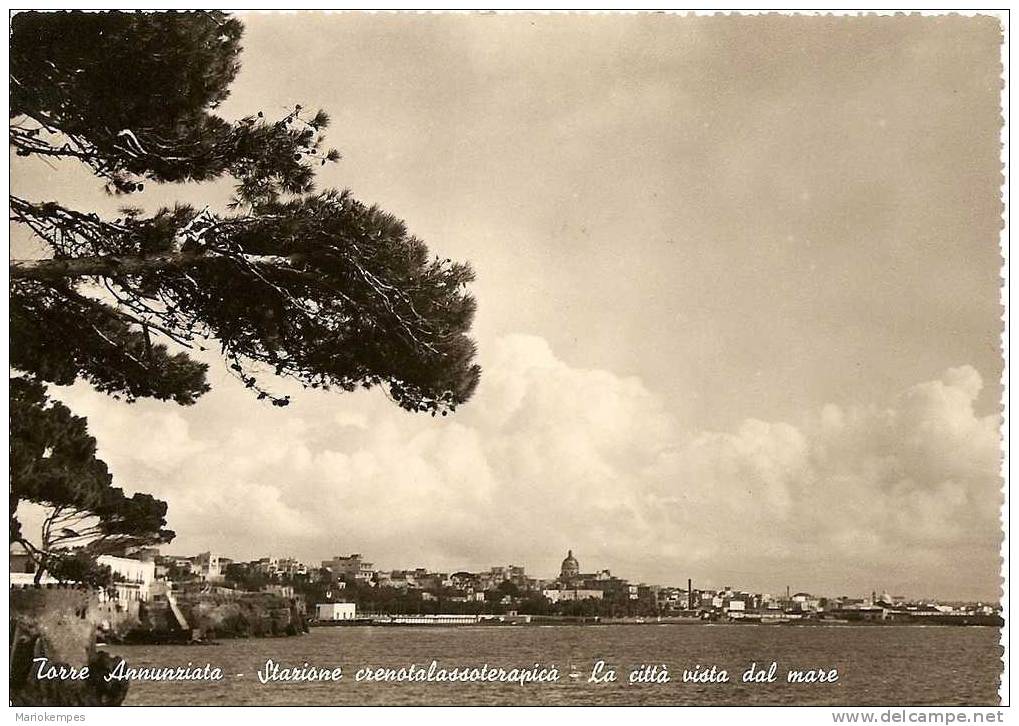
[542,588,604,603]
[316,602,356,621]
[97,554,156,602]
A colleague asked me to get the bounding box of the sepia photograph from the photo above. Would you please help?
[7,8,1008,714]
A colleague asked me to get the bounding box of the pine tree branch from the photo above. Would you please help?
[10,251,208,280]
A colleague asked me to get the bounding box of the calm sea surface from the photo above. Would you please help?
[108,624,1002,706]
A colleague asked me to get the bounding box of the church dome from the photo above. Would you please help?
[560,549,580,580]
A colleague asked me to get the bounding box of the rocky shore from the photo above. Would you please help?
[127,590,308,643]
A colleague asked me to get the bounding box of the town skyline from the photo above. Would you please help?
[145,543,1002,604]
[13,540,1000,631]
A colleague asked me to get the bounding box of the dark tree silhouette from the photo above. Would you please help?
[11,189,480,411]
[10,10,481,413]
[10,11,335,200]
[10,377,174,582]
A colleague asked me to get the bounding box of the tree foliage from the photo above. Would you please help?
[45,551,115,589]
[10,10,334,201]
[10,10,481,413]
[10,377,175,581]
[11,189,479,411]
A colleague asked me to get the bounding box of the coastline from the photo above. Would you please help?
[306,613,1004,628]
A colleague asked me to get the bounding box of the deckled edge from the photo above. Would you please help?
[998,7,1010,710]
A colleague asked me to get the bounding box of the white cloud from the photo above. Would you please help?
[45,338,1002,600]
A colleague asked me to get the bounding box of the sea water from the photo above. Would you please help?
[108,623,1002,706]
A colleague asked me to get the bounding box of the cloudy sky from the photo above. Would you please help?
[12,13,1004,599]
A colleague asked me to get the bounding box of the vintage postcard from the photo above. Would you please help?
[7,8,1008,717]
